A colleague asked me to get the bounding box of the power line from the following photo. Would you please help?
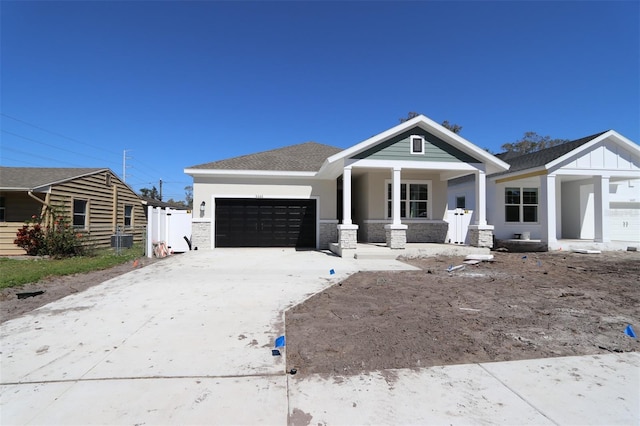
[1,113,120,156]
[1,146,90,167]
[2,130,121,168]
[1,113,171,181]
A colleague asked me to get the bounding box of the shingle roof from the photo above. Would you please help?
[0,167,106,190]
[188,142,343,172]
[491,131,609,177]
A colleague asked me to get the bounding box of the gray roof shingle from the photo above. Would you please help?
[0,167,106,190]
[491,131,609,177]
[188,142,343,172]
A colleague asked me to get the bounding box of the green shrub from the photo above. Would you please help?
[14,211,86,258]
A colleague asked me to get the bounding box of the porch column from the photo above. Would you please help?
[541,174,558,248]
[594,175,610,242]
[391,167,402,225]
[474,169,487,226]
[385,166,408,249]
[342,166,353,225]
[468,169,493,248]
[336,166,358,254]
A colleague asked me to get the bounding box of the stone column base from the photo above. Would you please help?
[384,224,408,249]
[468,225,494,248]
[337,224,358,249]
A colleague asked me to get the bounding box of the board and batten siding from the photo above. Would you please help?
[351,127,478,163]
[47,170,146,249]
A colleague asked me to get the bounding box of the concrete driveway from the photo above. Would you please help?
[1,249,638,425]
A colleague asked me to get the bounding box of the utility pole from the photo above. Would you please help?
[122,150,131,182]
[159,179,163,201]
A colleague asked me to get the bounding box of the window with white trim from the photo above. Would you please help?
[410,136,424,154]
[386,181,430,219]
[73,199,88,228]
[505,187,538,222]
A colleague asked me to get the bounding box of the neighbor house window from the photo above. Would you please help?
[124,205,133,228]
[456,196,466,209]
[386,181,430,219]
[73,199,88,228]
[410,136,424,154]
[0,197,5,222]
[505,187,538,222]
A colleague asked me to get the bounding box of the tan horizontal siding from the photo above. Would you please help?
[0,222,27,255]
[49,170,146,249]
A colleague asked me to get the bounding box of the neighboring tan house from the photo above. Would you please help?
[184,115,510,256]
[0,167,146,255]
[448,130,640,250]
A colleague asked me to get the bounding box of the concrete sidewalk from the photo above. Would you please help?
[1,249,638,425]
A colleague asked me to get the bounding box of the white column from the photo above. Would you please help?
[392,167,402,225]
[475,170,487,226]
[342,166,352,225]
[594,175,610,242]
[541,174,557,246]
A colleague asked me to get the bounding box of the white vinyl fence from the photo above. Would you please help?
[146,206,192,258]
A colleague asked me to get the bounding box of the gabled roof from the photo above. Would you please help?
[492,131,609,177]
[186,142,342,173]
[0,167,107,190]
[489,130,640,179]
[319,114,510,177]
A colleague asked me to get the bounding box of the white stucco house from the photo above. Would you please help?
[185,117,639,254]
[449,130,640,250]
[184,115,509,255]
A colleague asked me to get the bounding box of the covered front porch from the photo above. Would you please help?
[332,163,495,256]
[314,116,509,258]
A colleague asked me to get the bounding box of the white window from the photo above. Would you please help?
[124,205,133,228]
[386,180,430,219]
[410,136,424,154]
[505,187,538,222]
[73,199,88,228]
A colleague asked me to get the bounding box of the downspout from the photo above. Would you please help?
[27,190,52,225]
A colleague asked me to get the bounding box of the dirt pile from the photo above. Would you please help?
[286,251,640,376]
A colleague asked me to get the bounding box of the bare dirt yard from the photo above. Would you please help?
[286,251,640,376]
[0,256,158,323]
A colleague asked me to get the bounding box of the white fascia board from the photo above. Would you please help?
[547,130,640,171]
[183,168,318,179]
[487,166,547,182]
[346,158,483,172]
[321,114,509,174]
[553,168,640,178]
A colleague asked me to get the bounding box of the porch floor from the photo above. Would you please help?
[552,239,639,252]
[344,243,490,260]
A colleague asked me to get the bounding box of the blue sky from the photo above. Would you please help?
[2,1,638,203]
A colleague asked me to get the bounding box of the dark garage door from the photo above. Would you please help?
[215,198,316,248]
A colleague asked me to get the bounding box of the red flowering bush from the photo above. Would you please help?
[14,215,46,255]
[14,212,86,257]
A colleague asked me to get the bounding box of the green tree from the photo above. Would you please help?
[398,112,463,135]
[441,120,463,134]
[501,132,570,154]
[184,185,193,208]
[139,186,161,201]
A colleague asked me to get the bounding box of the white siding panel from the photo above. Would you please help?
[609,205,640,242]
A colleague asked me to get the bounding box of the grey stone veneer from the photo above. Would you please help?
[361,221,449,244]
[319,222,338,250]
[192,221,211,250]
[469,227,493,248]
